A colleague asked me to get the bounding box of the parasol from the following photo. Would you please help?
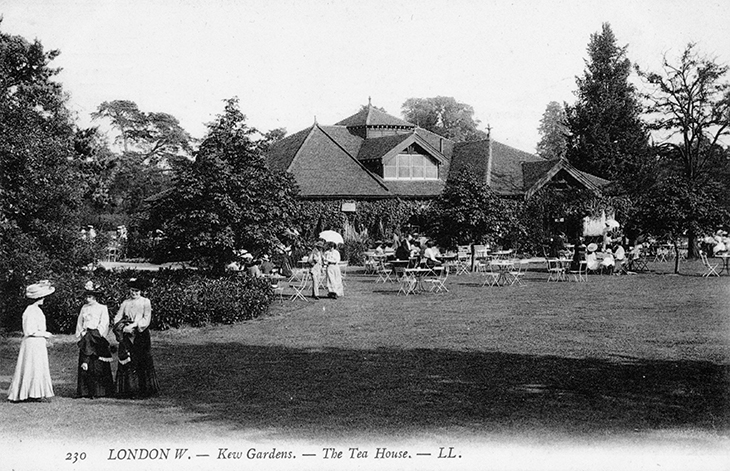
[318,230,344,245]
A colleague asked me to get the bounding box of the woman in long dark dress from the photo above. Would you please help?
[75,281,115,398]
[113,278,159,398]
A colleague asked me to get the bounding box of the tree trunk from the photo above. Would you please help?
[687,230,698,259]
[673,240,680,275]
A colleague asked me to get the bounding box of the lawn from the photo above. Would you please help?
[1,259,729,470]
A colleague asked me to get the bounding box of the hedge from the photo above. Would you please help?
[3,269,273,334]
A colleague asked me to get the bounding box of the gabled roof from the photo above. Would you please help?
[524,158,610,199]
[335,105,415,128]
[277,124,390,198]
[357,132,447,166]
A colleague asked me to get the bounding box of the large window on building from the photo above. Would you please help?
[383,153,438,180]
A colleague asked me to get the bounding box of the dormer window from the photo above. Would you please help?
[383,153,438,180]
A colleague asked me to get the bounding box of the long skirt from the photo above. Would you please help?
[326,263,344,297]
[115,329,160,398]
[76,330,115,398]
[7,337,54,402]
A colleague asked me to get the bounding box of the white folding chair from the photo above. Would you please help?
[507,260,526,286]
[481,264,501,287]
[569,260,588,282]
[289,276,310,301]
[397,271,417,296]
[425,266,450,293]
[700,251,720,277]
[375,260,394,283]
[547,259,566,282]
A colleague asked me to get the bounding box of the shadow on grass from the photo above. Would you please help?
[151,343,730,437]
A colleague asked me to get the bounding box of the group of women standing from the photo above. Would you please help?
[308,240,344,299]
[6,278,159,402]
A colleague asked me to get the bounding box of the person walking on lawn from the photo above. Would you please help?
[7,281,56,402]
[309,240,324,300]
[113,278,160,398]
[75,281,115,399]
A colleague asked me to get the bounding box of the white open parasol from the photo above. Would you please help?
[318,230,344,245]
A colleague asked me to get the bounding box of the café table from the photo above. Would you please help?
[488,260,514,286]
[404,267,439,292]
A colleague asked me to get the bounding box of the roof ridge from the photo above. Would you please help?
[316,124,390,192]
[286,124,318,172]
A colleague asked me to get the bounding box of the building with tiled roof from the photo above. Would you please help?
[265,101,608,200]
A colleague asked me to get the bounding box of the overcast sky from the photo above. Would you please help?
[3,0,730,152]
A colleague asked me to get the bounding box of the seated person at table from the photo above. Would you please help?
[422,240,442,268]
[410,241,422,259]
[395,239,411,261]
[260,254,275,275]
[600,248,615,274]
[585,244,600,272]
[374,241,385,256]
[247,259,264,278]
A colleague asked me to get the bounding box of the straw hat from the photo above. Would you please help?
[83,280,103,297]
[586,243,598,252]
[26,280,55,299]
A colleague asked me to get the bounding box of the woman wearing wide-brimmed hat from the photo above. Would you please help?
[7,281,56,402]
[113,278,159,398]
[75,281,115,398]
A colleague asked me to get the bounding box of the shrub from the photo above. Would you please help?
[3,268,273,334]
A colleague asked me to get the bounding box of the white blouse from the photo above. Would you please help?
[114,297,152,332]
[22,304,50,338]
[75,301,110,338]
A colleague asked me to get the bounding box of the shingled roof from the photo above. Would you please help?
[335,105,415,128]
[279,124,390,198]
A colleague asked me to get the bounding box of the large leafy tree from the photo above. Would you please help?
[401,96,487,142]
[632,176,727,273]
[0,25,85,267]
[146,98,300,272]
[638,43,730,183]
[565,23,651,191]
[426,169,508,250]
[636,44,730,257]
[536,101,568,160]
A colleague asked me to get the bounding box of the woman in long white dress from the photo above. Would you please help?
[323,242,344,299]
[7,281,56,402]
[75,281,115,398]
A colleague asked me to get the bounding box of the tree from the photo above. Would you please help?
[401,96,487,142]
[536,101,568,160]
[426,169,508,251]
[638,43,730,183]
[565,23,651,190]
[146,98,300,272]
[632,176,727,273]
[92,100,192,164]
[636,44,730,257]
[0,24,85,266]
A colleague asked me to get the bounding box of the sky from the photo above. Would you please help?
[2,0,730,153]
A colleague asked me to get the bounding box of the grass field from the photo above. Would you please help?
[1,259,729,470]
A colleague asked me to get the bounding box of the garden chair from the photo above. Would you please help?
[289,276,310,301]
[700,251,720,277]
[569,260,588,282]
[546,259,566,282]
[425,266,450,293]
[375,259,394,283]
[481,264,501,287]
[507,260,526,286]
[397,271,417,296]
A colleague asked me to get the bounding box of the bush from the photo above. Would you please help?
[3,268,273,334]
